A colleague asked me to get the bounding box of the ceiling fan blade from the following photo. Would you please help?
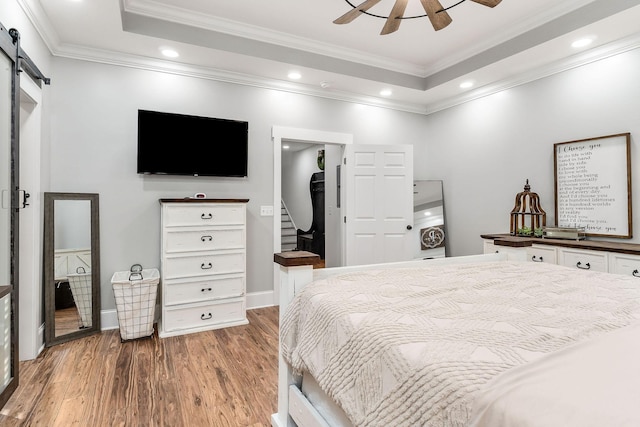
[334,0,384,24]
[469,0,502,7]
[419,0,452,31]
[381,0,409,35]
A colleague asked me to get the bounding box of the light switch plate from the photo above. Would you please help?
[260,205,274,216]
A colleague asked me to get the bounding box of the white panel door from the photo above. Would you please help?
[344,144,413,266]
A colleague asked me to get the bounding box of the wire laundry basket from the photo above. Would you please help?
[67,266,93,328]
[111,264,160,342]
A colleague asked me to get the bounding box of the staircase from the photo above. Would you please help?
[281,201,297,252]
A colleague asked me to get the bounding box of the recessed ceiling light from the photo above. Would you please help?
[572,38,594,48]
[161,48,179,58]
[424,212,432,216]
[380,89,392,97]
[288,72,301,80]
[282,145,290,150]
[459,81,474,89]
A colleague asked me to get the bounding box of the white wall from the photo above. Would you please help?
[48,58,428,310]
[423,47,640,256]
[53,200,91,250]
[281,144,324,231]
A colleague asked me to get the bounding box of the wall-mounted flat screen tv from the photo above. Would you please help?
[137,109,248,177]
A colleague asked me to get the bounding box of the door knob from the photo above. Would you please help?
[406,225,413,230]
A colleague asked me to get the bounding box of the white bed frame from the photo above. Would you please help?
[271,251,509,427]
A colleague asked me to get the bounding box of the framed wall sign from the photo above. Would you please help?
[554,133,631,238]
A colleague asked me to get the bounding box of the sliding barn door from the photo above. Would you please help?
[0,24,18,409]
[344,144,414,266]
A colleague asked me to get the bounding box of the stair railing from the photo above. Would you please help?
[280,200,297,231]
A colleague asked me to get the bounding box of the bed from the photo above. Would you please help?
[271,252,640,427]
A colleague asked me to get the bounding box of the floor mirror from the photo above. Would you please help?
[43,192,101,346]
[413,180,447,259]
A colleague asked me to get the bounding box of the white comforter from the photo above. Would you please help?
[469,321,640,427]
[280,261,640,427]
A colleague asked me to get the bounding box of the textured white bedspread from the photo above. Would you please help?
[469,321,640,427]
[280,261,640,427]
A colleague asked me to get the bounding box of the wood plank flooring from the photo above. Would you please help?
[0,306,279,426]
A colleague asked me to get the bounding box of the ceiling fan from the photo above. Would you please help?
[334,0,503,35]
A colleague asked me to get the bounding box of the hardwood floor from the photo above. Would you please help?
[0,306,279,426]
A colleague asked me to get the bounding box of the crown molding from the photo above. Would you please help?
[50,42,429,115]
[121,0,425,77]
[17,0,60,53]
[15,0,640,116]
[425,31,640,115]
[424,0,598,75]
[121,0,598,79]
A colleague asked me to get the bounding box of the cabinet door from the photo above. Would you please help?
[608,253,640,279]
[558,248,608,272]
[526,245,557,264]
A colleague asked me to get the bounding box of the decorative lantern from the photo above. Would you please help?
[510,179,546,236]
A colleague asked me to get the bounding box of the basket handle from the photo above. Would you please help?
[129,264,143,280]
[76,266,86,273]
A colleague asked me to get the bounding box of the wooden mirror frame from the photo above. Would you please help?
[43,192,101,346]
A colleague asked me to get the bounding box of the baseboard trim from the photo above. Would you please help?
[101,309,120,331]
[100,291,276,331]
[247,290,275,309]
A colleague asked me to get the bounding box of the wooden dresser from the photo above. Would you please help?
[482,233,640,277]
[159,198,249,338]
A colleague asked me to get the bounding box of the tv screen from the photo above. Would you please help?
[137,110,248,177]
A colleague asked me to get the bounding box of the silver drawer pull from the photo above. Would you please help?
[201,235,213,242]
[201,213,212,220]
[201,287,212,292]
[633,269,640,277]
[576,262,591,270]
[531,255,543,262]
[201,313,212,320]
[201,262,213,270]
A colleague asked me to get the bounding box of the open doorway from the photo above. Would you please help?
[272,127,353,301]
[280,142,342,268]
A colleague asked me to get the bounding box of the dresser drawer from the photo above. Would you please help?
[526,245,557,264]
[608,253,640,278]
[164,252,245,279]
[558,248,607,272]
[163,298,245,332]
[164,275,244,306]
[163,204,245,227]
[164,227,244,253]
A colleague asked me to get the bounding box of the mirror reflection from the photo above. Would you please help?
[44,193,100,347]
[53,200,92,336]
[413,180,446,259]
